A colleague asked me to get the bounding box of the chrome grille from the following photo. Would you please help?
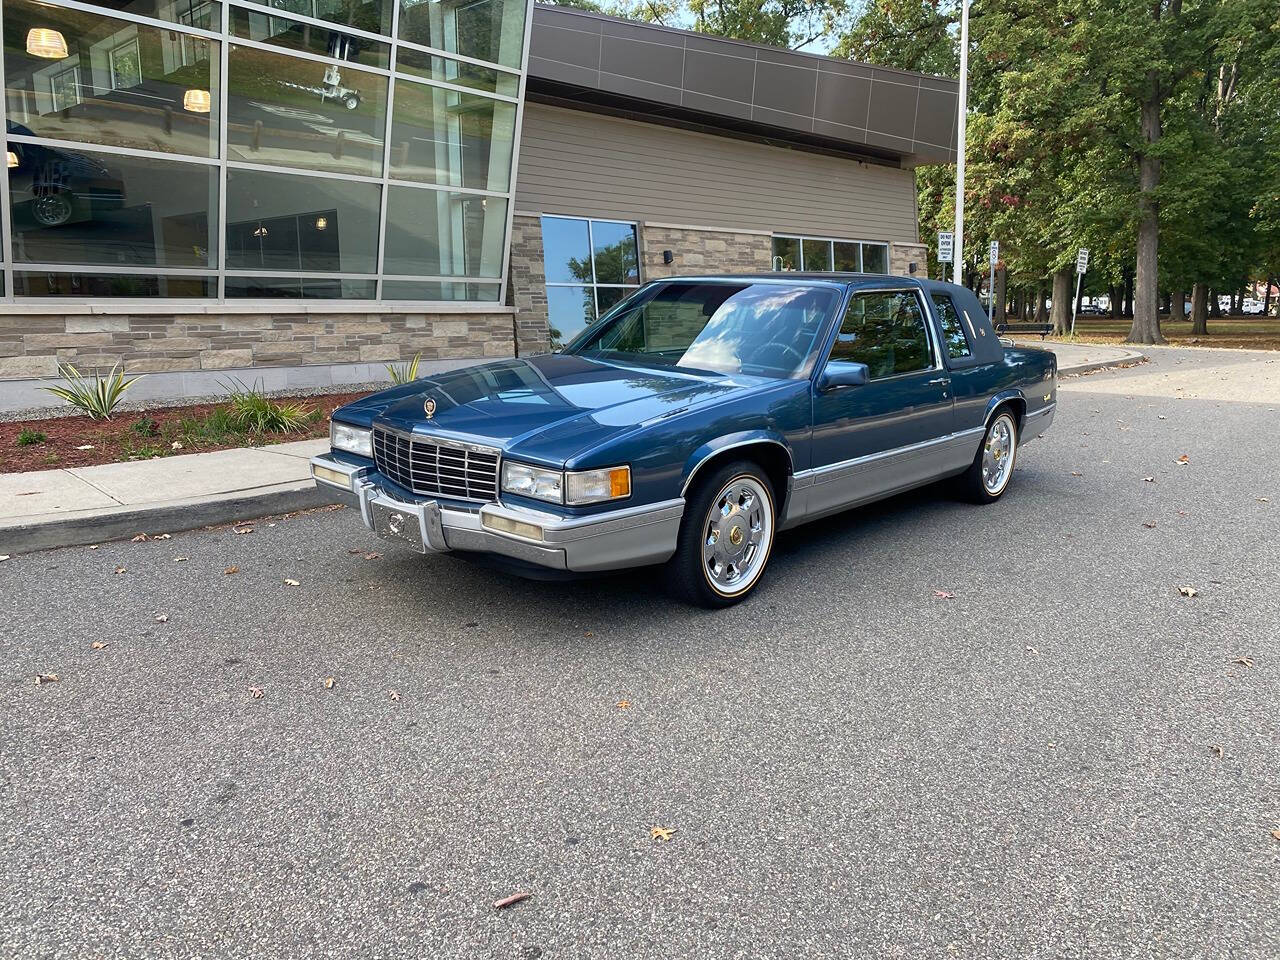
[372,427,499,502]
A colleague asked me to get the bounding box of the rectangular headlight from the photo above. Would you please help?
[565,466,631,505]
[501,461,564,504]
[330,421,372,458]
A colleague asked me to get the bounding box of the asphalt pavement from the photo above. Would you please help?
[2,346,1277,959]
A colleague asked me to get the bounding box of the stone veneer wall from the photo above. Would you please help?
[889,242,928,278]
[0,311,516,380]
[639,225,773,280]
[507,214,551,355]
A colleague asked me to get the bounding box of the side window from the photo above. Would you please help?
[932,294,972,359]
[830,291,934,379]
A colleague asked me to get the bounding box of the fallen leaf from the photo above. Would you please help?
[88,545,99,550]
[323,677,336,689]
[650,826,675,842]
[36,673,59,684]
[1142,522,1157,529]
[1142,476,1156,483]
[131,534,148,543]
[76,444,95,450]
[92,641,109,649]
[1272,829,1280,842]
[1175,455,1190,465]
[154,614,168,623]
[493,892,531,910]
[154,533,171,540]
[388,690,401,702]
[1070,471,1082,477]
[171,441,183,450]
[249,686,264,699]
[617,699,631,710]
[224,566,240,575]
[1177,586,1198,597]
[1025,645,1040,654]
[1157,415,1167,420]
[283,578,300,587]
[1211,745,1223,759]
[114,566,127,575]
[1258,497,1270,503]
[363,552,382,560]
[234,526,254,535]
[1232,656,1254,669]
[174,556,189,563]
[933,590,955,600]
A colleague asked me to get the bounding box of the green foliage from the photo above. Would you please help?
[220,379,317,434]
[130,416,160,438]
[386,353,422,385]
[16,429,47,446]
[42,362,138,420]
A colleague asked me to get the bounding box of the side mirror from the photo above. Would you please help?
[818,362,869,390]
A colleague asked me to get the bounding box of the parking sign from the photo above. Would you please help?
[1076,248,1090,274]
[989,240,999,263]
[938,232,954,263]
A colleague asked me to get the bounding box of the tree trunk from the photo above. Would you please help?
[1209,289,1222,317]
[992,265,1007,324]
[1108,285,1121,318]
[1033,285,1048,324]
[1123,272,1134,317]
[1190,282,1208,335]
[1127,78,1165,344]
[1171,289,1185,323]
[1050,268,1073,336]
[1265,278,1276,317]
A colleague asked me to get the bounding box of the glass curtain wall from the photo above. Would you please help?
[0,0,530,301]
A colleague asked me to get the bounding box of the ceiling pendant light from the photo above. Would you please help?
[7,151,18,168]
[183,88,211,113]
[26,28,69,59]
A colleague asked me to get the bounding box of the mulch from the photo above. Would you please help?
[0,391,368,474]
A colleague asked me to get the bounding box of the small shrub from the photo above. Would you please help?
[126,443,165,460]
[42,362,138,420]
[386,353,421,385]
[131,416,160,437]
[220,379,313,434]
[16,429,47,446]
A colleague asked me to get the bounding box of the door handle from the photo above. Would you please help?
[926,377,949,386]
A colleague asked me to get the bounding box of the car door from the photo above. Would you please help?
[806,287,954,517]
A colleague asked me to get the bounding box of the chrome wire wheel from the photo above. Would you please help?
[701,475,774,597]
[982,413,1017,495]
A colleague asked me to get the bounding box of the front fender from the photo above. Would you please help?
[679,430,794,496]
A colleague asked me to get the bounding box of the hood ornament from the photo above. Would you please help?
[423,397,436,419]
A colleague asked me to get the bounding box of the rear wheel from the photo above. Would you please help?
[962,409,1018,503]
[665,460,776,608]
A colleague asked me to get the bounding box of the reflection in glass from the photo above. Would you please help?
[3,0,219,157]
[771,236,799,271]
[13,271,213,296]
[832,240,860,272]
[382,186,505,276]
[388,82,514,191]
[395,47,517,96]
[931,294,971,358]
[546,283,592,349]
[381,279,499,300]
[833,291,931,377]
[225,168,380,273]
[263,0,392,39]
[225,275,376,297]
[862,243,888,274]
[590,221,638,284]
[8,141,216,266]
[229,6,390,69]
[66,0,221,28]
[595,285,635,317]
[226,44,387,177]
[801,238,831,271]
[398,0,526,70]
[540,215,589,284]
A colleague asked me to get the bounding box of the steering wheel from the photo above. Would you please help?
[750,340,805,370]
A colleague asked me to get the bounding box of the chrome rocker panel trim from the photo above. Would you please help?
[311,454,684,573]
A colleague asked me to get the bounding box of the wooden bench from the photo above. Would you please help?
[995,322,1054,340]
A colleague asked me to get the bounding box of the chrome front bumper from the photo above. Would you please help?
[310,454,684,573]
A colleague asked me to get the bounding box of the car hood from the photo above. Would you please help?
[350,354,767,466]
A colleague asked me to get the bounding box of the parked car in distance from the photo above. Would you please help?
[312,275,1057,606]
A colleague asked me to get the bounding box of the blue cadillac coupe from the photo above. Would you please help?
[311,275,1056,606]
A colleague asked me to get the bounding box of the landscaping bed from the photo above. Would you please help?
[0,391,367,474]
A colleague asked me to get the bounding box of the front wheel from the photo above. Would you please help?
[665,460,776,608]
[962,409,1019,504]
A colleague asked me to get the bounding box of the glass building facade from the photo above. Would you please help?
[0,0,530,302]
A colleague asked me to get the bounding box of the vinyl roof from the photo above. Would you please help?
[528,5,959,167]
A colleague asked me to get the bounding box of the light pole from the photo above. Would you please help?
[952,0,971,286]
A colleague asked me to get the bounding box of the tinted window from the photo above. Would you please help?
[831,291,934,378]
[571,281,837,379]
[932,294,971,359]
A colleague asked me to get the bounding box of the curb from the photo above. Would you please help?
[1015,341,1148,377]
[0,482,341,555]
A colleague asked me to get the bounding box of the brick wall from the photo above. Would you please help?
[507,214,551,355]
[639,225,773,279]
[0,311,515,380]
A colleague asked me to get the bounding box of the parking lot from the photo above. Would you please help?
[3,346,1277,959]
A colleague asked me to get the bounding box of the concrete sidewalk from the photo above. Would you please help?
[0,342,1143,555]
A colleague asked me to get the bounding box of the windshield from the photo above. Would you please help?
[565,281,839,379]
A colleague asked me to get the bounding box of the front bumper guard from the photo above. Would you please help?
[310,454,684,573]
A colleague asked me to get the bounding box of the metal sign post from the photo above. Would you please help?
[938,232,954,281]
[988,240,999,314]
[1070,248,1089,336]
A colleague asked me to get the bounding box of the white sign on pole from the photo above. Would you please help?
[989,240,999,263]
[938,232,955,263]
[1076,248,1090,275]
